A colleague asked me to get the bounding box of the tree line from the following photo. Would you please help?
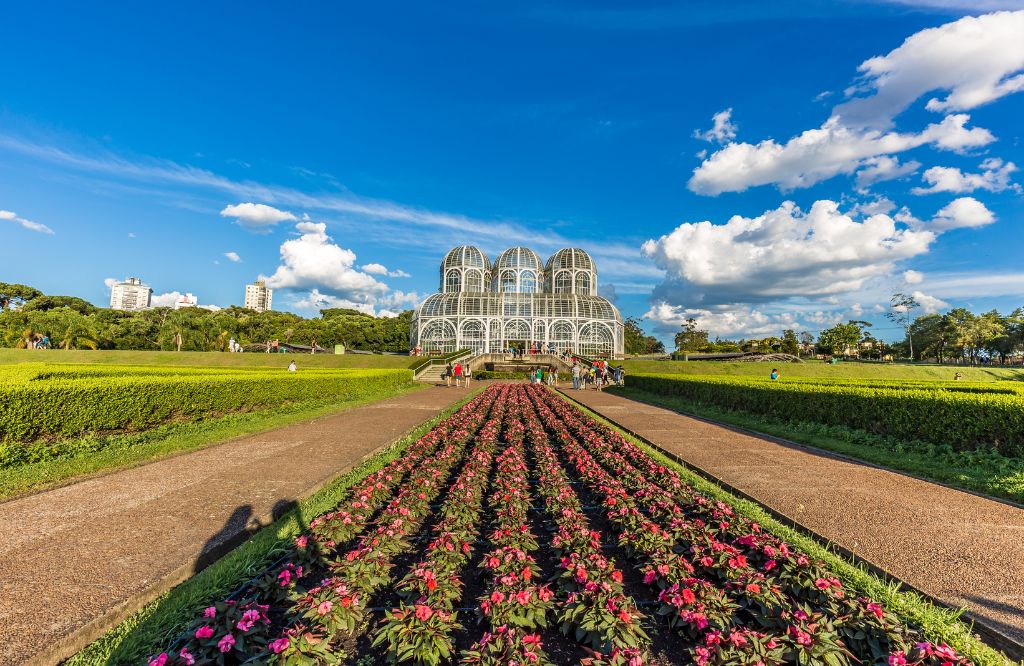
[0,282,412,352]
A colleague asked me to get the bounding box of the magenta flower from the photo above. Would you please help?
[269,637,290,654]
[217,633,236,653]
[194,625,215,639]
[147,654,168,666]
[889,651,908,666]
[178,648,195,666]
[203,606,216,619]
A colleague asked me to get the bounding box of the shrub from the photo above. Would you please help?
[0,369,412,442]
[627,374,1024,457]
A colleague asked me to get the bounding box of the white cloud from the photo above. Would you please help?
[854,156,920,189]
[644,302,811,339]
[103,277,118,289]
[151,291,184,308]
[911,290,950,314]
[911,158,1019,194]
[911,270,1024,298]
[0,209,55,235]
[224,251,242,262]
[834,11,1024,129]
[850,196,897,216]
[693,108,737,144]
[293,287,421,316]
[361,262,411,278]
[264,222,388,307]
[219,202,297,230]
[903,269,924,284]
[689,114,992,195]
[642,199,935,307]
[930,196,995,230]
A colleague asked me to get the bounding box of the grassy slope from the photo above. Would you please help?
[0,383,426,501]
[68,387,484,666]
[560,392,1015,666]
[621,359,1024,382]
[0,348,416,369]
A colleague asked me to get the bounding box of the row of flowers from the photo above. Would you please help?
[463,395,556,665]
[371,396,501,665]
[529,385,972,666]
[525,390,648,666]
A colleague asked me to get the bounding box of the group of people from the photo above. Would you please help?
[28,334,51,349]
[227,338,244,353]
[527,365,558,386]
[570,360,624,391]
[442,361,471,387]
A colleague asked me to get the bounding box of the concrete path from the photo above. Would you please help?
[563,388,1024,652]
[0,385,473,665]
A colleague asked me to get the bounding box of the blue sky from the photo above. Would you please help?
[3,0,1023,342]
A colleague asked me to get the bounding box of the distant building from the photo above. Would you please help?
[109,277,152,311]
[244,279,273,312]
[173,293,199,310]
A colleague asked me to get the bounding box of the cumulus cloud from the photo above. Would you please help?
[834,10,1024,129]
[930,196,996,230]
[224,251,242,262]
[220,202,297,230]
[693,109,737,144]
[903,269,924,284]
[264,222,388,307]
[151,291,184,308]
[642,199,935,307]
[854,156,921,189]
[643,302,806,338]
[911,158,1019,194]
[1,209,55,235]
[361,262,411,278]
[911,290,950,314]
[292,287,420,316]
[689,114,992,195]
[850,196,897,217]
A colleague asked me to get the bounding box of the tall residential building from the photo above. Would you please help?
[173,293,199,310]
[109,277,152,311]
[244,279,273,312]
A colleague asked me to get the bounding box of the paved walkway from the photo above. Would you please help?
[0,385,473,665]
[563,388,1024,652]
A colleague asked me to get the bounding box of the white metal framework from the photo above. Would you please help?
[412,246,624,357]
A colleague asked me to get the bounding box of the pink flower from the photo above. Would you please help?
[203,606,217,619]
[317,600,333,616]
[415,604,434,621]
[217,633,236,653]
[278,569,292,586]
[178,649,195,666]
[629,656,644,666]
[516,590,532,605]
[889,652,908,666]
[295,534,309,548]
[148,654,168,666]
[814,578,831,590]
[269,637,290,654]
[195,625,215,639]
[867,602,884,619]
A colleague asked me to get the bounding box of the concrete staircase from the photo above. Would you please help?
[415,364,449,384]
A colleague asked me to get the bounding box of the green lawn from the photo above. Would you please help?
[621,359,1024,382]
[0,348,416,369]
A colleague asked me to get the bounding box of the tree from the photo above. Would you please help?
[21,295,96,314]
[886,292,919,360]
[781,329,800,356]
[818,321,864,357]
[0,283,42,311]
[624,317,665,355]
[674,318,709,352]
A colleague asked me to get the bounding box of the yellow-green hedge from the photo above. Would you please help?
[0,369,412,442]
[627,373,1024,457]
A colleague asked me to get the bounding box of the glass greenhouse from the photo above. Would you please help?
[411,246,624,357]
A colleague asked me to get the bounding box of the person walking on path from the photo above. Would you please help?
[571,363,581,390]
[465,367,472,388]
[444,362,453,387]
[453,361,463,387]
[616,365,625,386]
[536,366,543,385]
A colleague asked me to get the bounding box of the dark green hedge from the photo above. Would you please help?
[627,373,1024,457]
[0,369,412,442]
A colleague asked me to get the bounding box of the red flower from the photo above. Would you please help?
[415,604,434,621]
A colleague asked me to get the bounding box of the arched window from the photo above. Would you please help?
[551,320,574,352]
[445,270,462,293]
[579,322,613,357]
[459,320,486,354]
[464,269,483,292]
[575,273,591,295]
[554,271,573,294]
[504,319,530,344]
[520,270,538,293]
[499,270,517,293]
[420,320,457,354]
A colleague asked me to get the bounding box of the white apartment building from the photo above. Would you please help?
[244,279,273,312]
[109,277,153,311]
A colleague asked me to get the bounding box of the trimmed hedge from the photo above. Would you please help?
[0,368,413,442]
[627,373,1024,457]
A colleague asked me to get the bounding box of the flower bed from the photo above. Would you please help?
[144,384,984,666]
